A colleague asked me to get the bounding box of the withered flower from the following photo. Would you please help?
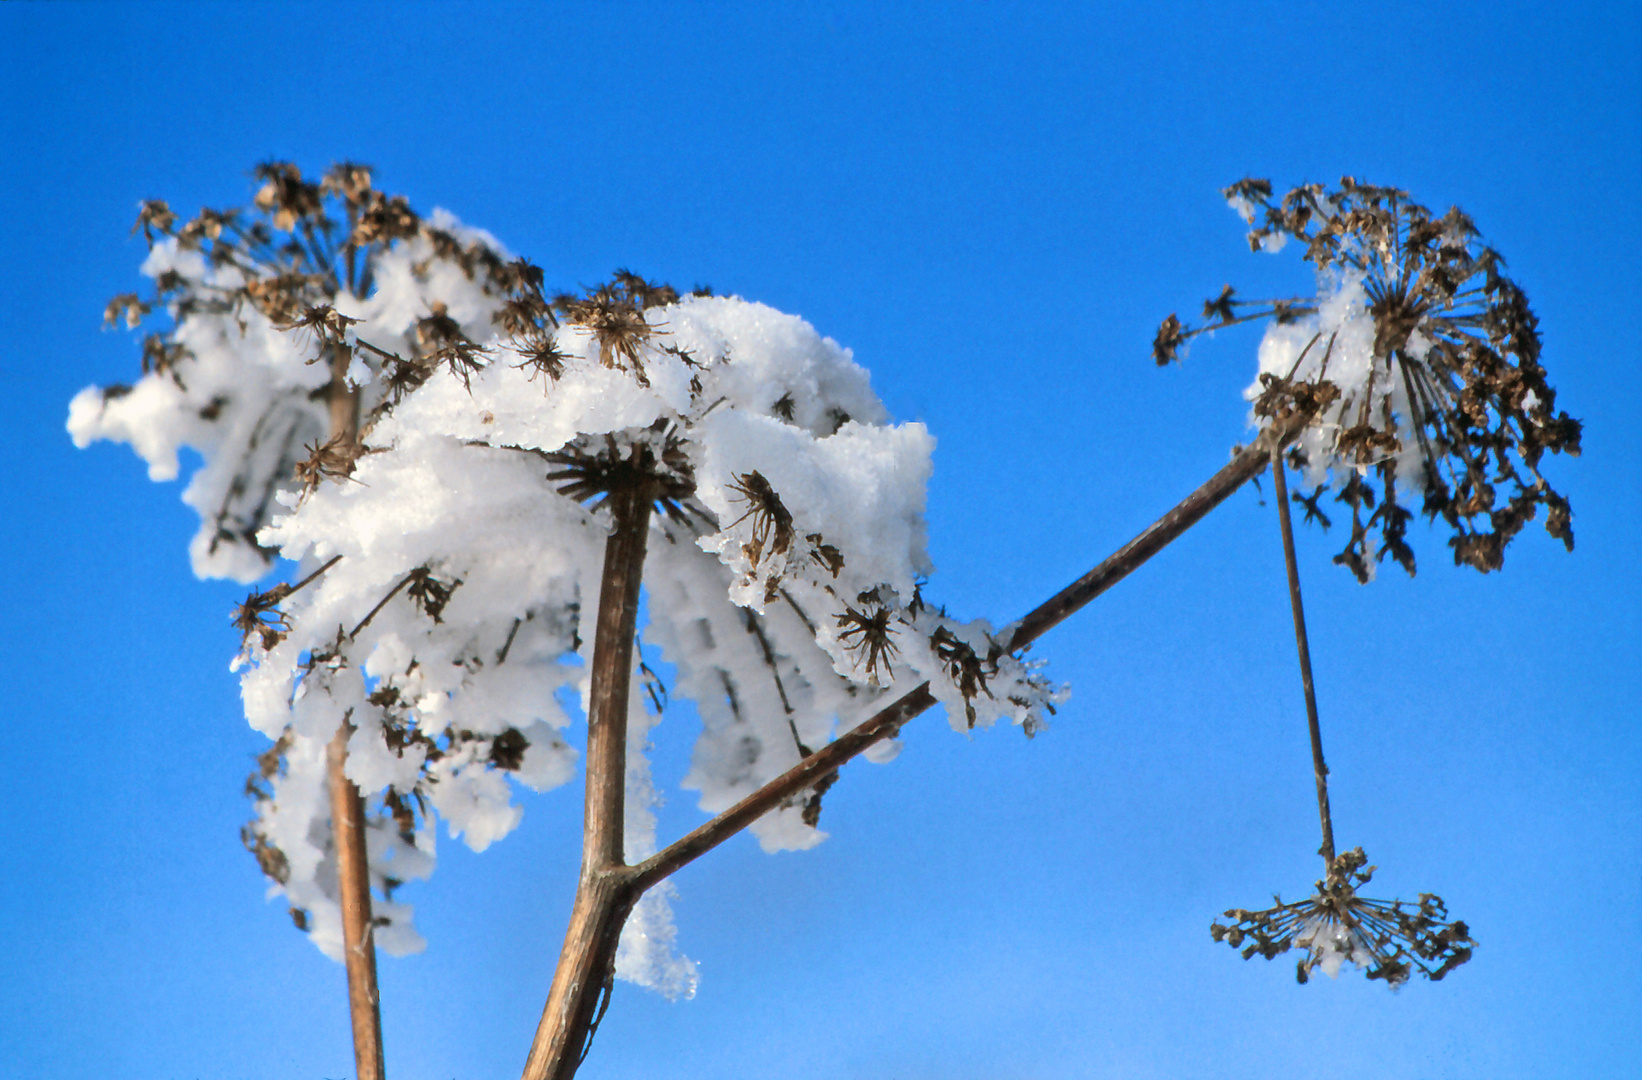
[232,582,294,652]
[487,727,531,771]
[276,303,359,346]
[1153,313,1185,366]
[552,273,674,384]
[513,329,568,387]
[542,424,697,524]
[321,161,375,205]
[929,624,1002,729]
[141,334,190,379]
[836,599,899,681]
[252,161,325,233]
[727,471,796,568]
[405,566,461,623]
[1162,177,1581,578]
[417,301,489,390]
[1211,848,1474,987]
[132,200,176,243]
[293,432,366,493]
[104,293,149,329]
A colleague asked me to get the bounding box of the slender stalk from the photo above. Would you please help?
[521,480,655,1080]
[1268,446,1336,865]
[321,345,386,1080]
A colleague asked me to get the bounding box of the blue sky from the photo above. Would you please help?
[2,2,1637,1078]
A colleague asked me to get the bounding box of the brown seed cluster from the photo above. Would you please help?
[1211,848,1475,987]
[1157,177,1581,578]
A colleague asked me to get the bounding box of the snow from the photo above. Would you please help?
[1245,270,1426,498]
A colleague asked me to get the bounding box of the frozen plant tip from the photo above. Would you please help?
[1211,848,1475,987]
[1157,177,1581,579]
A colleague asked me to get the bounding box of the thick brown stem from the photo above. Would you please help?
[521,481,654,1080]
[326,720,385,1080]
[1268,446,1336,865]
[322,346,385,1080]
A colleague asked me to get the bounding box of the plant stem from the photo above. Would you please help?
[521,479,655,1080]
[321,344,386,1080]
[1268,446,1336,866]
[326,718,385,1080]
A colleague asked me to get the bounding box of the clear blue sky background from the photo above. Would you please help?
[3,3,1637,1078]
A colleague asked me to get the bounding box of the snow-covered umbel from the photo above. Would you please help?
[1155,177,1581,580]
[71,165,1061,998]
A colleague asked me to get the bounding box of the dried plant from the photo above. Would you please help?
[727,470,796,568]
[1158,177,1581,578]
[836,598,899,681]
[1212,848,1475,986]
[551,272,674,385]
[540,424,698,524]
[293,432,367,494]
[87,166,1549,1080]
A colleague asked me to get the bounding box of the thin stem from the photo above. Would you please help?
[321,344,385,1080]
[1269,444,1336,865]
[348,571,416,641]
[290,552,344,595]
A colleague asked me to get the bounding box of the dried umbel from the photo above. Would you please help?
[551,271,676,385]
[1158,177,1581,578]
[1211,848,1475,987]
[540,424,700,525]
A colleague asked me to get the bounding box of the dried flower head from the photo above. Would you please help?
[541,425,698,524]
[232,583,294,653]
[929,624,1002,730]
[252,161,325,233]
[404,566,461,624]
[552,273,673,385]
[836,598,899,681]
[293,432,368,494]
[1159,178,1581,578]
[727,471,796,568]
[1211,848,1474,987]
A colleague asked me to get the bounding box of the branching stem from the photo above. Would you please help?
[521,480,655,1080]
[636,422,1298,893]
[527,420,1305,1080]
